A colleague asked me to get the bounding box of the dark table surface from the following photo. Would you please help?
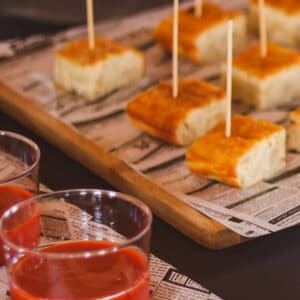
[1,4,300,300]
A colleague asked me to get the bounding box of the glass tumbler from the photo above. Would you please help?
[0,189,152,300]
[0,131,40,265]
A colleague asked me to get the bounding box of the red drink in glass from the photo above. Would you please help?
[10,241,149,300]
[0,185,32,215]
[0,131,40,265]
[0,185,33,265]
[0,190,152,300]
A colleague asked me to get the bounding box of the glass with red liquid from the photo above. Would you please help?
[0,131,40,265]
[0,189,152,300]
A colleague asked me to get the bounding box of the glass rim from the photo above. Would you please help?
[0,189,152,259]
[0,131,40,185]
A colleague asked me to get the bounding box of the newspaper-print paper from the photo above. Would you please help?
[0,197,221,300]
[182,164,300,238]
[1,0,300,241]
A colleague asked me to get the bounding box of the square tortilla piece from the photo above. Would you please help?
[288,108,300,152]
[223,43,300,110]
[55,37,144,101]
[250,0,300,47]
[154,2,247,63]
[126,79,226,146]
[187,115,286,188]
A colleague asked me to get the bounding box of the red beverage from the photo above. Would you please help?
[10,240,150,300]
[0,185,34,265]
[0,185,32,215]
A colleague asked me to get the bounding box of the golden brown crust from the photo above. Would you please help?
[233,43,300,79]
[186,115,284,187]
[56,36,142,66]
[154,3,243,61]
[293,108,300,115]
[290,108,300,121]
[126,79,225,145]
[251,0,300,15]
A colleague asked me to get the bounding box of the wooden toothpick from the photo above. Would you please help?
[173,0,179,98]
[259,0,267,57]
[86,0,95,50]
[195,0,202,17]
[226,20,233,138]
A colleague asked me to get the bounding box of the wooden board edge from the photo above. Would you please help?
[0,81,247,249]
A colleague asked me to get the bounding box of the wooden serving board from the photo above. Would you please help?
[0,0,284,249]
